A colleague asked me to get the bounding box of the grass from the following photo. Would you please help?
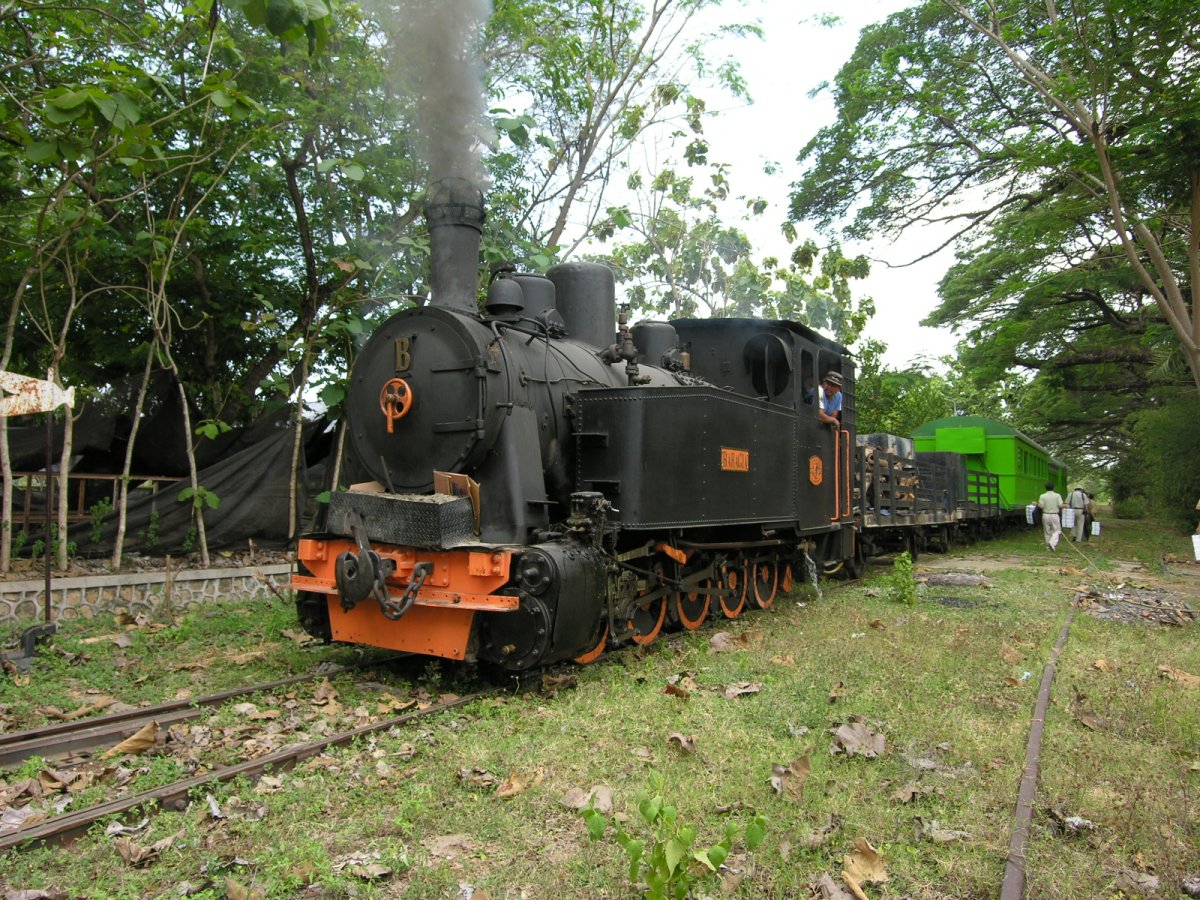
[1,514,1197,897]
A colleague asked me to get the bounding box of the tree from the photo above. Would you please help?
[790,0,1200,394]
[484,0,757,256]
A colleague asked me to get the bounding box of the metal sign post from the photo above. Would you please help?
[0,369,75,666]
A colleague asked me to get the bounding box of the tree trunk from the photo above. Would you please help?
[288,349,312,541]
[174,376,209,566]
[54,395,75,571]
[113,350,156,568]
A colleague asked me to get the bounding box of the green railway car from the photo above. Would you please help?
[912,416,1067,510]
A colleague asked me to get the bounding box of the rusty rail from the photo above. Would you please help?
[1,691,487,852]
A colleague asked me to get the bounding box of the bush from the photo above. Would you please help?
[1112,496,1147,519]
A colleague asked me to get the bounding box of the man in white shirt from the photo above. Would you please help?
[1037,481,1065,551]
[1066,485,1088,542]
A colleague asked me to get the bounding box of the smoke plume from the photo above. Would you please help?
[387,0,494,189]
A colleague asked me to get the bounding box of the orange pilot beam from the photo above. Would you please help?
[291,538,515,660]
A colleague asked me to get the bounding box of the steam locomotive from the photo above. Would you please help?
[290,178,1045,671]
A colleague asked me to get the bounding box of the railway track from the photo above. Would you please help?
[1,576,862,855]
[0,690,489,853]
[0,657,405,768]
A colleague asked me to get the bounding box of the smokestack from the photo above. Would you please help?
[424,177,486,313]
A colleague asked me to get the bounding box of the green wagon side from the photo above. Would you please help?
[912,416,1067,510]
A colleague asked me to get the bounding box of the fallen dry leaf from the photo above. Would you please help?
[228,649,267,665]
[1000,643,1022,664]
[667,733,697,755]
[114,828,182,867]
[1002,676,1021,687]
[663,683,690,700]
[496,768,544,798]
[720,681,762,699]
[1070,688,1101,731]
[709,632,737,652]
[560,785,613,814]
[769,756,810,802]
[840,871,871,900]
[102,721,159,759]
[1114,870,1160,895]
[422,833,475,862]
[828,681,848,703]
[312,678,339,703]
[890,780,936,804]
[795,813,842,849]
[770,654,796,666]
[843,837,888,884]
[1092,659,1114,672]
[1158,665,1200,688]
[456,768,498,790]
[3,887,69,900]
[333,850,393,881]
[830,720,886,758]
[914,817,972,843]
[815,873,854,900]
[541,672,577,694]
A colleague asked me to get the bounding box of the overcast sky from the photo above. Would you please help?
[701,0,961,370]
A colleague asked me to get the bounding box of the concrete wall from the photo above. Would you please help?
[0,563,293,627]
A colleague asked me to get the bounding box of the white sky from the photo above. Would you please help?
[699,0,962,370]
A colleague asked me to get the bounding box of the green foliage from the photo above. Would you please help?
[137,509,161,550]
[888,551,918,605]
[88,499,113,545]
[790,0,1200,455]
[582,773,766,899]
[194,419,234,441]
[1128,393,1200,528]
[178,485,220,511]
[1112,496,1147,520]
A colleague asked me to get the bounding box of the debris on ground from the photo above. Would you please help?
[1075,586,1197,626]
[916,572,994,588]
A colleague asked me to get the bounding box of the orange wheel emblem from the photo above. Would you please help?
[808,455,823,485]
[380,378,414,433]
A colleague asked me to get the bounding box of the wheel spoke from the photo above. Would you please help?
[719,559,747,618]
[751,558,779,609]
[674,580,711,630]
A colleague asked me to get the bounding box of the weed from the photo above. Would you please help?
[582,772,767,900]
[12,527,27,557]
[137,508,160,549]
[888,550,919,604]
[88,498,113,545]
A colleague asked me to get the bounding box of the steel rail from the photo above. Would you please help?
[999,604,1077,900]
[0,692,488,853]
[0,656,404,767]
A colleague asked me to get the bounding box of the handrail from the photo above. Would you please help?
[841,428,851,518]
[829,427,840,522]
[10,471,185,532]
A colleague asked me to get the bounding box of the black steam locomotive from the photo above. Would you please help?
[291,179,1010,671]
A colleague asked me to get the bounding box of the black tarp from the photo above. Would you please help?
[68,422,329,554]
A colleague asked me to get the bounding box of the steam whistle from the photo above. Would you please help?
[602,306,652,385]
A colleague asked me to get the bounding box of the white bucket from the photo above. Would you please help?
[1061,508,1076,528]
[1193,533,1200,562]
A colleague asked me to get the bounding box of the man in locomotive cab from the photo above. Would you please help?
[817,371,843,427]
